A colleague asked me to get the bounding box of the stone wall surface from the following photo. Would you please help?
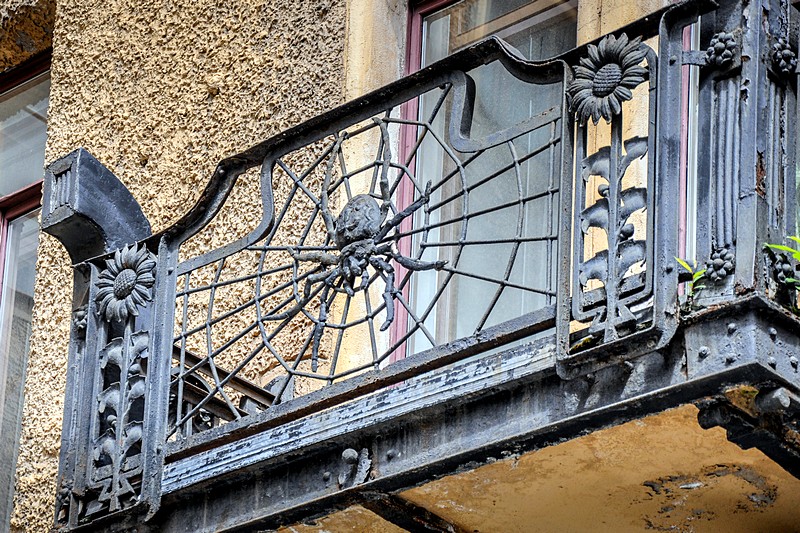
[10,0,346,529]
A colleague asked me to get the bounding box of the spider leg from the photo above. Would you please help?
[291,250,338,266]
[370,256,395,331]
[360,266,371,291]
[305,266,339,297]
[392,252,446,271]
[310,284,331,372]
[376,181,433,242]
[320,134,346,243]
[372,117,393,223]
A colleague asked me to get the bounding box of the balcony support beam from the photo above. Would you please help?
[361,494,469,533]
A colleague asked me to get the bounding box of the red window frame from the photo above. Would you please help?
[0,51,49,298]
[0,182,43,299]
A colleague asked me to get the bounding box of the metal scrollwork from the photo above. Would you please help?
[577,137,649,338]
[78,243,157,520]
[82,330,149,519]
[564,31,657,350]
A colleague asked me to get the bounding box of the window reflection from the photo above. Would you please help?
[0,72,50,197]
[409,0,576,352]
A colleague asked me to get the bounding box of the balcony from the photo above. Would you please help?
[44,0,800,530]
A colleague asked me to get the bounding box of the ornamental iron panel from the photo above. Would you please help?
[166,43,572,443]
[43,0,800,528]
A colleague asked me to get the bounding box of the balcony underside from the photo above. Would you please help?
[283,404,800,532]
[76,295,800,532]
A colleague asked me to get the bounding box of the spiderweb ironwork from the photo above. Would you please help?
[168,58,567,439]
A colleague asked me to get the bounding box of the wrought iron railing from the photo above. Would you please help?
[43,0,798,528]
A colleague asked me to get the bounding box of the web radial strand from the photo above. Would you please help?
[203,258,241,420]
[475,140,526,332]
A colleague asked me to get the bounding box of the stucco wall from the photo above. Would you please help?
[10,0,346,529]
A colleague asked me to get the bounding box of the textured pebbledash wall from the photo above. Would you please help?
[10,0,346,529]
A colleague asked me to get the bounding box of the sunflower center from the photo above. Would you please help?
[114,268,138,299]
[592,63,622,97]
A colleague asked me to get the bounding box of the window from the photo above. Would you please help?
[404,0,577,353]
[0,68,49,531]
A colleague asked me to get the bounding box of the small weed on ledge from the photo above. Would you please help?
[764,236,800,312]
[676,257,706,310]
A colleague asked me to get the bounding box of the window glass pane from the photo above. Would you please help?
[422,0,577,64]
[0,209,40,529]
[0,72,50,197]
[409,0,576,352]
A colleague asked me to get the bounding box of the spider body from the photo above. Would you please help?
[294,189,444,333]
[290,123,446,371]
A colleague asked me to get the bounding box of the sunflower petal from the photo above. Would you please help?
[96,287,113,300]
[592,105,602,124]
[609,34,628,58]
[577,58,597,72]
[587,44,601,66]
[608,94,622,116]
[130,289,147,307]
[570,79,593,91]
[620,36,643,58]
[598,35,611,58]
[622,64,648,79]
[106,258,120,276]
[137,273,155,287]
[125,297,139,318]
[614,85,633,101]
[622,49,647,70]
[600,97,612,121]
[133,285,151,303]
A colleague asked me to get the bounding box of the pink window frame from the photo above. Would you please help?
[0,182,43,302]
[388,0,455,361]
[0,51,50,301]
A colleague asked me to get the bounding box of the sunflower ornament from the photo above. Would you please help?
[568,34,648,125]
[95,243,157,323]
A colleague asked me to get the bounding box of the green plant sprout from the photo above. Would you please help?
[675,257,707,298]
[765,236,800,287]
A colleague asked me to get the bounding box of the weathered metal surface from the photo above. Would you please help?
[362,495,470,533]
[42,152,155,529]
[44,0,800,530]
[42,148,151,264]
[63,296,800,532]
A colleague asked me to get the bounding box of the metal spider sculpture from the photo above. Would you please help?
[292,178,445,369]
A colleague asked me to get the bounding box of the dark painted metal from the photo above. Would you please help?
[42,151,154,528]
[42,149,151,264]
[362,494,469,533]
[45,0,800,530]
